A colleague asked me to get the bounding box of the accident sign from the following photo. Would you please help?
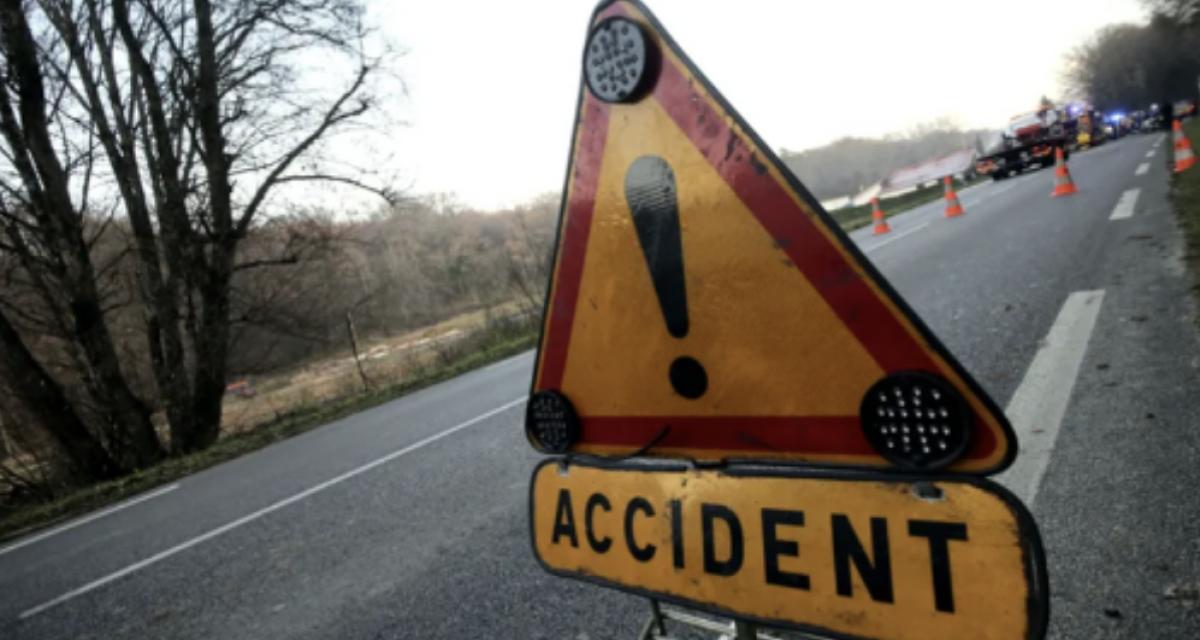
[526,0,1016,473]
[530,460,1048,640]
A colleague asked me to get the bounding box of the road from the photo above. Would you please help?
[2,132,1199,639]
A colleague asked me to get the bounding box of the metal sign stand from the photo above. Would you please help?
[733,621,758,640]
[637,598,810,640]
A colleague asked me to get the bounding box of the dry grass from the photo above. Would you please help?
[0,305,538,542]
[217,302,526,437]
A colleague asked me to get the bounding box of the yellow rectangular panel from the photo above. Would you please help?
[530,460,1047,640]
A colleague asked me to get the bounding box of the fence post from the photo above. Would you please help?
[0,414,10,459]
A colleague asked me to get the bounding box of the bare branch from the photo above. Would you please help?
[269,173,398,205]
[237,61,374,233]
[231,254,298,272]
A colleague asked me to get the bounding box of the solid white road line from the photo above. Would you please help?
[1109,188,1141,221]
[864,221,930,253]
[0,484,179,558]
[1135,162,1150,176]
[997,290,1105,506]
[480,350,534,373]
[18,397,527,620]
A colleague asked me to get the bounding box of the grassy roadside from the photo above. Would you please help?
[0,328,537,543]
[832,176,985,231]
[1173,118,1200,308]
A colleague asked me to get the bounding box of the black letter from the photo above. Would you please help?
[552,489,578,548]
[670,499,685,568]
[585,493,612,553]
[909,520,968,613]
[702,504,744,576]
[832,515,893,603]
[761,508,809,590]
[624,497,657,562]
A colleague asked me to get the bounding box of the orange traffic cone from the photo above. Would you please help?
[1051,147,1077,197]
[871,197,891,235]
[1173,119,1196,173]
[943,176,964,218]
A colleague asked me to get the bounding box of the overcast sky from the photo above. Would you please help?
[366,0,1147,210]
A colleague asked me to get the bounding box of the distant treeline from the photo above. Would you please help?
[1063,0,1200,112]
[779,124,993,200]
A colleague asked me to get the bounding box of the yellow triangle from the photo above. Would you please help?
[528,0,1014,474]
[563,97,883,417]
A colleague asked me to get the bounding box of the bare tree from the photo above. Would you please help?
[0,0,392,469]
[502,193,557,319]
[0,0,164,469]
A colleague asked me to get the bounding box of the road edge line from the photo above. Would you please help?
[0,484,180,558]
[996,290,1105,506]
[17,397,527,620]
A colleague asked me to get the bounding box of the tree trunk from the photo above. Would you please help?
[176,0,236,453]
[0,309,122,482]
[106,0,197,453]
[68,292,165,468]
[0,0,164,469]
[182,254,234,452]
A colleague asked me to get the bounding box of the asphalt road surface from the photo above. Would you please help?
[3,132,1199,639]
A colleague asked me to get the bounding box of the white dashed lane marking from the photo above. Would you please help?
[1109,188,1140,221]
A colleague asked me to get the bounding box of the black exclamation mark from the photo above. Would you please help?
[625,155,708,399]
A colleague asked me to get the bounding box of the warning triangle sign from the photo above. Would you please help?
[526,0,1016,474]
